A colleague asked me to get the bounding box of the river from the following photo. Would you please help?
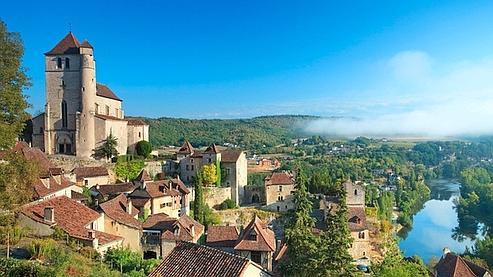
[398,179,477,262]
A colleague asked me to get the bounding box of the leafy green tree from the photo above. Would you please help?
[135,140,152,158]
[193,174,204,223]
[318,184,355,276]
[375,238,428,276]
[93,134,119,160]
[0,20,31,150]
[114,156,145,182]
[280,166,321,276]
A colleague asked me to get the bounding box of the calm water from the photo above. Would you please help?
[398,179,476,262]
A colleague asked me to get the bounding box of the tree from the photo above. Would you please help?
[114,156,145,182]
[135,140,152,159]
[193,174,204,223]
[375,238,428,276]
[93,134,119,160]
[215,158,221,187]
[200,163,217,186]
[0,20,31,150]
[280,166,321,276]
[318,184,355,276]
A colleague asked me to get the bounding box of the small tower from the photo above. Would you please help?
[77,41,96,158]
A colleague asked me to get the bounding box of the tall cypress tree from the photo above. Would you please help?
[280,165,321,276]
[318,183,355,276]
[193,174,204,223]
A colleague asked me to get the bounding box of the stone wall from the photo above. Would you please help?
[243,186,265,205]
[204,187,231,209]
[144,161,163,178]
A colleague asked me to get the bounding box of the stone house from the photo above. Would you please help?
[149,241,271,277]
[98,194,142,252]
[206,225,239,253]
[31,32,149,158]
[434,248,491,277]
[18,196,123,255]
[234,216,276,272]
[128,170,190,218]
[265,172,296,212]
[174,141,248,206]
[344,180,365,207]
[72,166,110,187]
[141,213,204,259]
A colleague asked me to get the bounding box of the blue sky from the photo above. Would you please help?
[3,1,493,128]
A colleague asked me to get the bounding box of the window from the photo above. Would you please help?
[139,132,141,138]
[191,165,194,171]
[251,251,262,264]
[190,159,194,163]
[115,108,118,117]
[61,101,68,128]
[61,79,65,87]
[84,180,88,187]
[105,105,110,115]
[359,231,365,239]
[208,158,212,163]
[279,185,282,192]
[39,127,43,134]
[65,58,70,69]
[186,165,190,171]
[249,231,257,241]
[95,103,99,114]
[57,57,62,69]
[354,189,358,196]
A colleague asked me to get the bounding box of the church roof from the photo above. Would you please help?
[177,140,194,154]
[204,144,220,154]
[96,83,122,101]
[80,40,93,49]
[45,32,81,55]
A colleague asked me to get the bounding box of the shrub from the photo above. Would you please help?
[219,199,237,210]
[135,141,152,158]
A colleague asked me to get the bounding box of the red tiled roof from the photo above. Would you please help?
[435,252,490,277]
[206,226,239,248]
[99,194,141,229]
[96,83,122,101]
[73,166,108,180]
[204,144,220,154]
[126,118,148,126]
[137,169,152,182]
[144,179,190,198]
[143,213,174,230]
[149,241,250,277]
[70,190,86,201]
[45,32,80,55]
[129,197,150,208]
[348,207,367,231]
[144,214,204,242]
[234,216,275,252]
[21,196,121,246]
[80,40,93,49]
[220,150,243,163]
[92,182,140,198]
[177,140,194,154]
[33,175,74,198]
[265,172,295,186]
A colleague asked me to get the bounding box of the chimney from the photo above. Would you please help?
[190,225,195,237]
[44,206,54,223]
[127,199,133,215]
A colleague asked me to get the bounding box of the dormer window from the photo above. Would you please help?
[65,58,70,69]
[249,230,257,241]
[57,57,62,69]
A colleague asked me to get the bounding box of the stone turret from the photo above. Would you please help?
[77,42,96,158]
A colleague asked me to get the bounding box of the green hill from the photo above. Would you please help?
[146,115,319,148]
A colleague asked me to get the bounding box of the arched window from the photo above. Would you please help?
[57,57,62,69]
[65,58,70,69]
[61,101,68,128]
[354,189,358,196]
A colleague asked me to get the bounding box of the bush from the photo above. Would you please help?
[135,141,152,158]
[0,258,52,277]
[219,199,237,210]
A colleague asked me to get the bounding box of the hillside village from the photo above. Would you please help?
[2,26,493,277]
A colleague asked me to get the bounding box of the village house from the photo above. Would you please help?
[31,32,149,158]
[18,196,123,255]
[127,170,190,218]
[149,241,271,277]
[234,216,276,272]
[141,213,204,259]
[264,171,296,212]
[206,225,239,253]
[173,141,248,206]
[434,248,491,277]
[90,182,140,202]
[98,193,142,252]
[71,166,110,187]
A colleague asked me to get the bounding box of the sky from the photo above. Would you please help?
[3,1,493,136]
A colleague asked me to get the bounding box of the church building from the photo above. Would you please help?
[32,32,149,158]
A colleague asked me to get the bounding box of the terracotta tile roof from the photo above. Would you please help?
[265,172,295,186]
[144,214,204,242]
[79,40,93,49]
[142,179,190,198]
[94,114,125,121]
[234,216,276,252]
[206,226,239,248]
[220,150,243,163]
[149,241,251,277]
[137,169,152,182]
[33,175,74,198]
[73,166,108,180]
[204,144,220,154]
[177,140,194,154]
[70,190,86,201]
[21,196,121,246]
[96,83,122,101]
[99,194,141,229]
[129,197,150,208]
[435,252,490,277]
[45,32,80,55]
[348,207,367,231]
[126,118,148,126]
[92,182,140,198]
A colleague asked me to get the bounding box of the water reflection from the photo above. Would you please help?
[398,179,477,262]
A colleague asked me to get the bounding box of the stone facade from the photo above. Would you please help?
[264,172,296,212]
[32,32,149,159]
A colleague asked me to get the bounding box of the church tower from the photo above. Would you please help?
[43,32,96,158]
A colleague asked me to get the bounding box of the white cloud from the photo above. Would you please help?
[388,50,432,81]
